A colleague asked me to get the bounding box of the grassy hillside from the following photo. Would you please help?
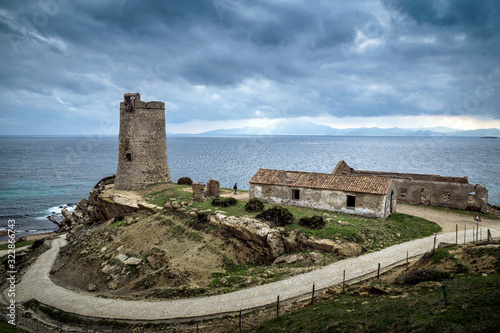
[255,243,500,332]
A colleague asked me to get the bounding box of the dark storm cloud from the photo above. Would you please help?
[0,0,499,134]
[385,0,500,38]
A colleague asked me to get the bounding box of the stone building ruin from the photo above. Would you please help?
[114,93,172,190]
[332,160,488,213]
[192,179,221,202]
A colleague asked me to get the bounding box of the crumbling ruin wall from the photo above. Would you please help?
[192,183,206,202]
[332,160,488,213]
[206,179,220,198]
[115,93,172,190]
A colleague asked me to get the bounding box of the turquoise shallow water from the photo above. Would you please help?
[1,135,499,237]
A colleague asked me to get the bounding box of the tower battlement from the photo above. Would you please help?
[114,93,171,190]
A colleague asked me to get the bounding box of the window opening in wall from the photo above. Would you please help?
[126,153,132,162]
[347,195,355,208]
[400,188,408,198]
[292,189,300,200]
[420,188,431,205]
[441,191,451,203]
[468,191,477,205]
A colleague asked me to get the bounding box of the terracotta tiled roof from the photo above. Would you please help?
[249,169,392,195]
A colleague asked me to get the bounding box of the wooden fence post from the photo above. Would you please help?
[342,270,346,294]
[277,295,280,318]
[406,251,409,272]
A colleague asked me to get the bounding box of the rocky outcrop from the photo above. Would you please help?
[208,213,362,260]
[66,176,161,226]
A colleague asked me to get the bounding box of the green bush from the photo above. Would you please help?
[256,206,295,227]
[177,177,193,185]
[396,268,450,285]
[211,197,238,207]
[196,211,210,223]
[245,198,265,212]
[298,215,325,229]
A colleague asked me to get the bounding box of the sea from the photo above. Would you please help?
[1,135,499,239]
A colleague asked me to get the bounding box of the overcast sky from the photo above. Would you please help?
[1,0,500,135]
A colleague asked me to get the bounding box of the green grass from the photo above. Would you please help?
[145,184,442,253]
[255,273,500,333]
[0,240,34,251]
[145,185,192,206]
[285,212,441,252]
[431,246,457,263]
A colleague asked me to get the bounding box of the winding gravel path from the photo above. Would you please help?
[4,207,500,321]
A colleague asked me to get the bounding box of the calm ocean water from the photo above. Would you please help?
[1,135,499,238]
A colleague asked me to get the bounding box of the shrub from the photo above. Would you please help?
[196,211,210,223]
[30,239,45,249]
[211,197,238,207]
[177,177,193,185]
[245,198,265,212]
[256,206,295,227]
[396,268,450,285]
[298,215,325,229]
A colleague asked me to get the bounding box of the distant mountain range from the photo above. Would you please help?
[199,119,500,137]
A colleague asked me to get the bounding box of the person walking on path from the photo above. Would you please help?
[233,183,237,195]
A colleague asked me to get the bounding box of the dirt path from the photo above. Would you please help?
[397,203,498,233]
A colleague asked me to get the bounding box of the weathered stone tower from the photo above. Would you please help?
[114,93,171,190]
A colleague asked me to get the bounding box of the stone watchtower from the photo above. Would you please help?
[114,93,171,190]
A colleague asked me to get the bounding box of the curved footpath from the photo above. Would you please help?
[3,209,500,321]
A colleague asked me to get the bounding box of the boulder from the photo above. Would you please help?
[336,242,363,258]
[108,281,118,290]
[266,231,285,258]
[285,254,304,264]
[309,252,320,263]
[124,257,142,266]
[116,254,128,262]
[101,264,116,274]
[61,208,75,226]
[298,235,340,253]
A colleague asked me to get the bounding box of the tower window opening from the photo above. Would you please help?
[126,153,132,162]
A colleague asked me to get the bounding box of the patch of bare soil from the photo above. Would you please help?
[50,211,256,298]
